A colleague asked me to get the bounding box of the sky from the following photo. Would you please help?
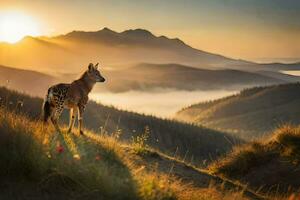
[1,0,300,62]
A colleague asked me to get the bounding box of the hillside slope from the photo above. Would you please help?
[0,65,56,95]
[176,83,300,139]
[0,107,263,200]
[0,87,240,165]
[209,125,300,196]
[102,63,285,92]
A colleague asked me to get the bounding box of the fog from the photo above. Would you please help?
[281,70,300,76]
[90,89,236,118]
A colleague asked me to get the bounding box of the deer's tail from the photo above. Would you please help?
[43,88,52,123]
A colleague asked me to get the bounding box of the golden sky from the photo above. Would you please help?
[1,0,299,62]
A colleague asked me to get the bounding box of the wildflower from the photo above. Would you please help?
[56,144,64,153]
[95,155,101,161]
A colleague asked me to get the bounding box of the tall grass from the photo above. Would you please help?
[0,86,239,167]
[209,125,300,196]
[0,109,177,200]
[0,108,253,200]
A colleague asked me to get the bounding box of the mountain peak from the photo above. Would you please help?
[121,28,154,37]
[99,27,116,33]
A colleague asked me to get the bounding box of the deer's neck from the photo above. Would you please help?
[79,72,96,94]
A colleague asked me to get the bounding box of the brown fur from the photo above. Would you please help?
[43,63,105,134]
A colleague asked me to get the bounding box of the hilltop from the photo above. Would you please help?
[176,83,300,139]
[0,87,240,165]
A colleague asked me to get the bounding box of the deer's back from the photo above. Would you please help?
[48,83,70,99]
[47,83,72,108]
[48,82,88,109]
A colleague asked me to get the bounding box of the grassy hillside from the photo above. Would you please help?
[102,63,285,92]
[209,125,300,197]
[0,107,258,200]
[0,65,56,96]
[0,87,240,166]
[176,83,300,139]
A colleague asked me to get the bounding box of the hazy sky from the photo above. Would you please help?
[1,0,300,62]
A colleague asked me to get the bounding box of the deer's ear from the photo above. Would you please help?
[88,63,94,71]
[94,63,99,69]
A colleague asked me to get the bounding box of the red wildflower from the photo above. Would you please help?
[56,145,64,153]
[95,155,101,161]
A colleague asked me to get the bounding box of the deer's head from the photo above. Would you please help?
[87,63,105,82]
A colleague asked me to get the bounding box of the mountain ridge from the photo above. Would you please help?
[0,27,251,72]
[175,83,300,139]
[102,63,286,92]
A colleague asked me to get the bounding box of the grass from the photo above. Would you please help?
[0,86,239,166]
[0,108,252,200]
[0,108,174,200]
[131,126,150,155]
[209,125,300,196]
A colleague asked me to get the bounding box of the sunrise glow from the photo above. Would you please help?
[0,11,40,43]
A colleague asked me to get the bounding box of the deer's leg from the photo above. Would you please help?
[51,104,64,133]
[67,108,76,133]
[77,105,85,135]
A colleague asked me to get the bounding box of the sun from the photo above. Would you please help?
[0,11,40,44]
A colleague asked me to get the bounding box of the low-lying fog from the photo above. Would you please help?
[281,70,300,76]
[90,89,236,118]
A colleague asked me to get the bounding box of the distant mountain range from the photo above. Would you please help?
[0,63,294,96]
[175,83,300,139]
[1,27,299,73]
[101,63,287,92]
[1,27,300,96]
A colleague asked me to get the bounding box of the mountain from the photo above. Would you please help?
[257,70,300,82]
[0,28,255,73]
[0,87,241,165]
[175,83,300,139]
[101,63,286,92]
[0,63,288,96]
[0,27,299,74]
[1,27,299,94]
[53,28,242,66]
[260,62,300,71]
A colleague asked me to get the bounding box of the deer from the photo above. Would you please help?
[43,63,105,135]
